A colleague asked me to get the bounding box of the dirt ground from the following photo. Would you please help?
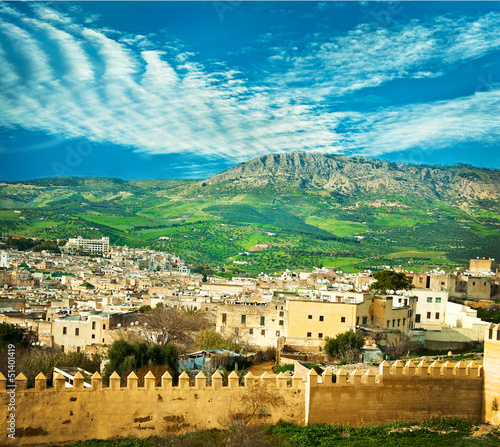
[249,361,275,376]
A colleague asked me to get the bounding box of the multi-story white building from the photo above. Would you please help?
[0,251,7,268]
[411,289,448,329]
[65,236,110,255]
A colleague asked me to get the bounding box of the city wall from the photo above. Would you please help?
[1,370,305,447]
[2,324,500,446]
[306,360,483,426]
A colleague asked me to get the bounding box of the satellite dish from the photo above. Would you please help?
[40,342,44,346]
[130,322,134,326]
[117,323,121,328]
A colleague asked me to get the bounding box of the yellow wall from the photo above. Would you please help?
[306,361,483,426]
[484,324,500,425]
[285,300,357,351]
[1,372,305,446]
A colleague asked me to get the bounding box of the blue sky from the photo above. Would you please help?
[1,1,500,180]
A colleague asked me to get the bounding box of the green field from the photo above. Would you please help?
[52,419,500,447]
[0,169,499,275]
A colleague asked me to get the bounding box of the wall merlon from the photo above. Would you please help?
[91,371,102,390]
[350,369,362,384]
[0,372,6,391]
[486,323,500,341]
[15,372,27,390]
[127,371,138,389]
[404,359,416,376]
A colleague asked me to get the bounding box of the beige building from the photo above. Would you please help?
[217,300,285,348]
[216,294,415,352]
[470,258,498,274]
[52,311,135,352]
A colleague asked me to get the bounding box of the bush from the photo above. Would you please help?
[324,331,364,363]
[273,364,294,374]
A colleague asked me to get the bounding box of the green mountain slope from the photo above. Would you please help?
[1,153,499,275]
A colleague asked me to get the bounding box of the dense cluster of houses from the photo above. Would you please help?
[0,239,498,357]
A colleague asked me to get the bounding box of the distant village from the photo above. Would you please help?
[0,235,498,370]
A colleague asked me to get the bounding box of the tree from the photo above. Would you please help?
[324,330,364,363]
[369,270,413,293]
[202,263,213,282]
[137,306,210,352]
[104,340,178,383]
[381,332,411,359]
[0,323,26,348]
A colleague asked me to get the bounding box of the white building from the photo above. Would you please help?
[411,289,448,329]
[0,251,7,268]
[65,236,110,255]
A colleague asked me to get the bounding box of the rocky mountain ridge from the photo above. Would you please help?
[207,153,500,203]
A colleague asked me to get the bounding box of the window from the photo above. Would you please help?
[75,328,79,336]
[435,297,442,303]
[61,345,64,352]
[279,320,284,326]
[249,328,253,335]
[241,315,246,324]
[91,334,95,339]
[362,317,367,325]
[484,282,487,286]
[76,347,80,353]
[318,333,323,339]
[63,327,67,335]
[261,329,265,336]
[419,278,423,283]
[276,331,280,337]
[103,324,106,330]
[102,338,105,343]
[260,316,265,326]
[281,306,283,310]
[397,319,400,327]
[279,311,284,317]
[222,313,227,323]
[341,317,346,323]
[92,322,96,330]
[472,281,476,286]
[392,319,396,327]
[220,326,225,333]
[427,312,431,319]
[307,332,312,337]
[427,297,433,303]
[356,317,359,325]
[403,318,406,326]
[319,315,324,322]
[435,312,440,320]
[308,315,312,319]
[415,314,421,323]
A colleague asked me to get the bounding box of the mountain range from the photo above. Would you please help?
[1,153,499,275]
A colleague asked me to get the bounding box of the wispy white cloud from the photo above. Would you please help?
[265,13,500,99]
[0,4,339,161]
[0,4,500,165]
[345,87,500,155]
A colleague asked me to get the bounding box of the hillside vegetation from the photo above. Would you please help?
[54,419,500,447]
[1,153,499,275]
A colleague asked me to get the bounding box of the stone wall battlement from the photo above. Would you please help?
[0,352,496,445]
[0,358,481,395]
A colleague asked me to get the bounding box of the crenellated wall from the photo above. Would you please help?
[2,325,500,446]
[306,359,483,426]
[484,323,500,425]
[1,369,305,446]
